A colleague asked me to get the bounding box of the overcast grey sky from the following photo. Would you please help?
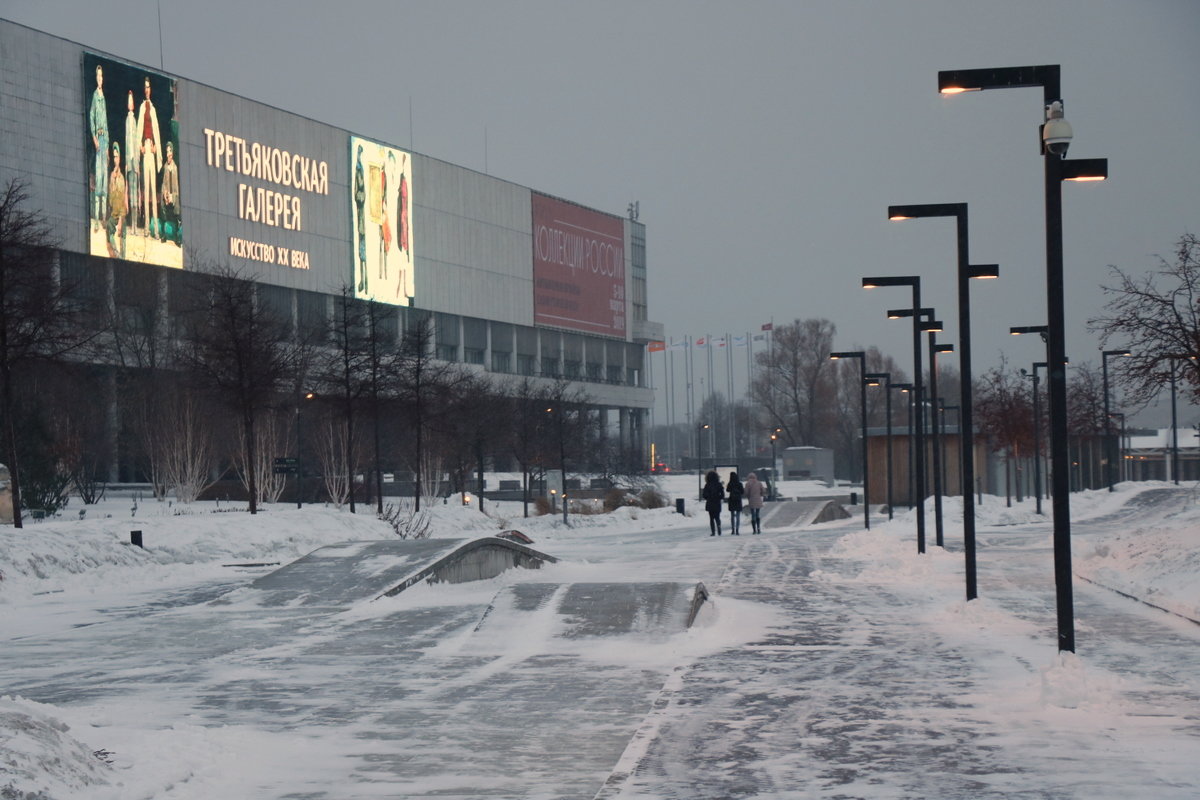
[6,0,1200,424]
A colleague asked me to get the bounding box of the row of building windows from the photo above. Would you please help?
[65,252,647,388]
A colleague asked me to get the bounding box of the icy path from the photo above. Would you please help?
[602,514,1200,799]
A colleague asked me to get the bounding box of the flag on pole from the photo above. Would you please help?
[733,335,748,347]
[712,336,727,349]
[668,337,688,351]
[761,322,773,331]
[647,341,666,352]
[752,333,767,342]
[695,336,707,348]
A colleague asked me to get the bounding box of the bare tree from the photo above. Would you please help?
[0,178,98,526]
[974,356,1035,504]
[176,263,306,514]
[1091,234,1200,405]
[751,318,838,447]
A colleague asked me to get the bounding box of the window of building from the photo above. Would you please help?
[491,351,511,372]
[518,354,537,376]
[464,347,485,365]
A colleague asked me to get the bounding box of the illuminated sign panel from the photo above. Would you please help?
[202,127,331,272]
[349,136,413,305]
[532,193,625,337]
[84,53,182,269]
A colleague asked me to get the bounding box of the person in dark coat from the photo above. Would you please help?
[726,471,745,535]
[702,470,725,536]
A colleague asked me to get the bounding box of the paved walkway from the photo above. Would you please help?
[597,510,1200,799]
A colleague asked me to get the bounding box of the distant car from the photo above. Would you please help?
[651,462,670,473]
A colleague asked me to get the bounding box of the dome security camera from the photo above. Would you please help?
[1042,100,1073,156]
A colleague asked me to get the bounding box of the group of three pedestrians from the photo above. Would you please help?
[701,470,765,536]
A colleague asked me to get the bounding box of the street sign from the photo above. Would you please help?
[273,457,299,475]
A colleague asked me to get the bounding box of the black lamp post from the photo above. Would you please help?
[547,405,569,525]
[1101,349,1131,491]
[1109,412,1127,483]
[769,428,781,500]
[831,350,870,529]
[937,64,1107,652]
[884,206,998,590]
[940,401,960,501]
[866,372,894,520]
[696,422,709,501]
[862,277,926,548]
[888,306,949,548]
[892,383,914,510]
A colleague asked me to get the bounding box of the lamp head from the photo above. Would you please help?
[1041,100,1073,156]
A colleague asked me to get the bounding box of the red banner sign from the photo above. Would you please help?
[532,193,626,337]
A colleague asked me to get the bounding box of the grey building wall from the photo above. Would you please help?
[0,18,654,415]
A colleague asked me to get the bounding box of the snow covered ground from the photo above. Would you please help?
[1,479,1197,798]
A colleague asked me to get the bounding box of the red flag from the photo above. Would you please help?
[647,341,666,352]
[761,322,773,331]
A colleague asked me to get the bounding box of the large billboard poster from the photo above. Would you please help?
[349,136,413,305]
[84,53,182,269]
[532,193,625,337]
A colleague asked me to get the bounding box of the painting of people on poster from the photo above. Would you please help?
[349,136,413,305]
[84,53,182,269]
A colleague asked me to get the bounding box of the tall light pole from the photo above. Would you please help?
[882,208,998,588]
[1011,326,1051,511]
[888,307,951,547]
[547,405,569,525]
[1109,412,1127,483]
[938,64,1107,651]
[1102,349,1132,491]
[696,422,709,501]
[892,383,914,510]
[866,372,895,520]
[862,277,926,548]
[831,350,870,529]
[769,427,781,500]
[940,401,960,501]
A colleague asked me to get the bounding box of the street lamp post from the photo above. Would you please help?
[831,350,870,529]
[892,383,914,510]
[696,422,710,502]
[1109,412,1127,482]
[888,307,951,547]
[1102,349,1132,491]
[862,277,926,547]
[1170,361,1179,484]
[547,405,569,526]
[866,373,894,520]
[769,428,781,501]
[939,63,1109,651]
[940,402,960,501]
[883,208,998,589]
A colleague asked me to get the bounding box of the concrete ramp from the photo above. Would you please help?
[475,582,710,640]
[762,499,852,528]
[247,537,557,607]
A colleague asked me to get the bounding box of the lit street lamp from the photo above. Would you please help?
[830,350,870,529]
[865,372,894,520]
[769,428,781,501]
[939,62,1109,652]
[892,382,914,510]
[696,422,710,502]
[878,212,998,579]
[546,405,569,526]
[862,277,925,548]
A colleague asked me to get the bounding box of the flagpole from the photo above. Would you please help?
[706,333,714,462]
[726,332,734,460]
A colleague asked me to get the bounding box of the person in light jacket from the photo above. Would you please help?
[702,470,725,536]
[745,472,765,534]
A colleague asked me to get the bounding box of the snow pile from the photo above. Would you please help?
[1075,496,1200,622]
[0,696,112,799]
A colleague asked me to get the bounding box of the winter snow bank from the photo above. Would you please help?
[0,695,113,799]
[1075,490,1200,622]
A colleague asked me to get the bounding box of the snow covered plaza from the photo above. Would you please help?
[2,479,1198,799]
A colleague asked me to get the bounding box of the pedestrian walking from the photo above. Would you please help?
[727,471,745,535]
[702,470,725,536]
[745,471,765,533]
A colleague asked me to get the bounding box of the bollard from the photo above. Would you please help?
[849,492,858,506]
[131,530,143,548]
[675,498,685,515]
